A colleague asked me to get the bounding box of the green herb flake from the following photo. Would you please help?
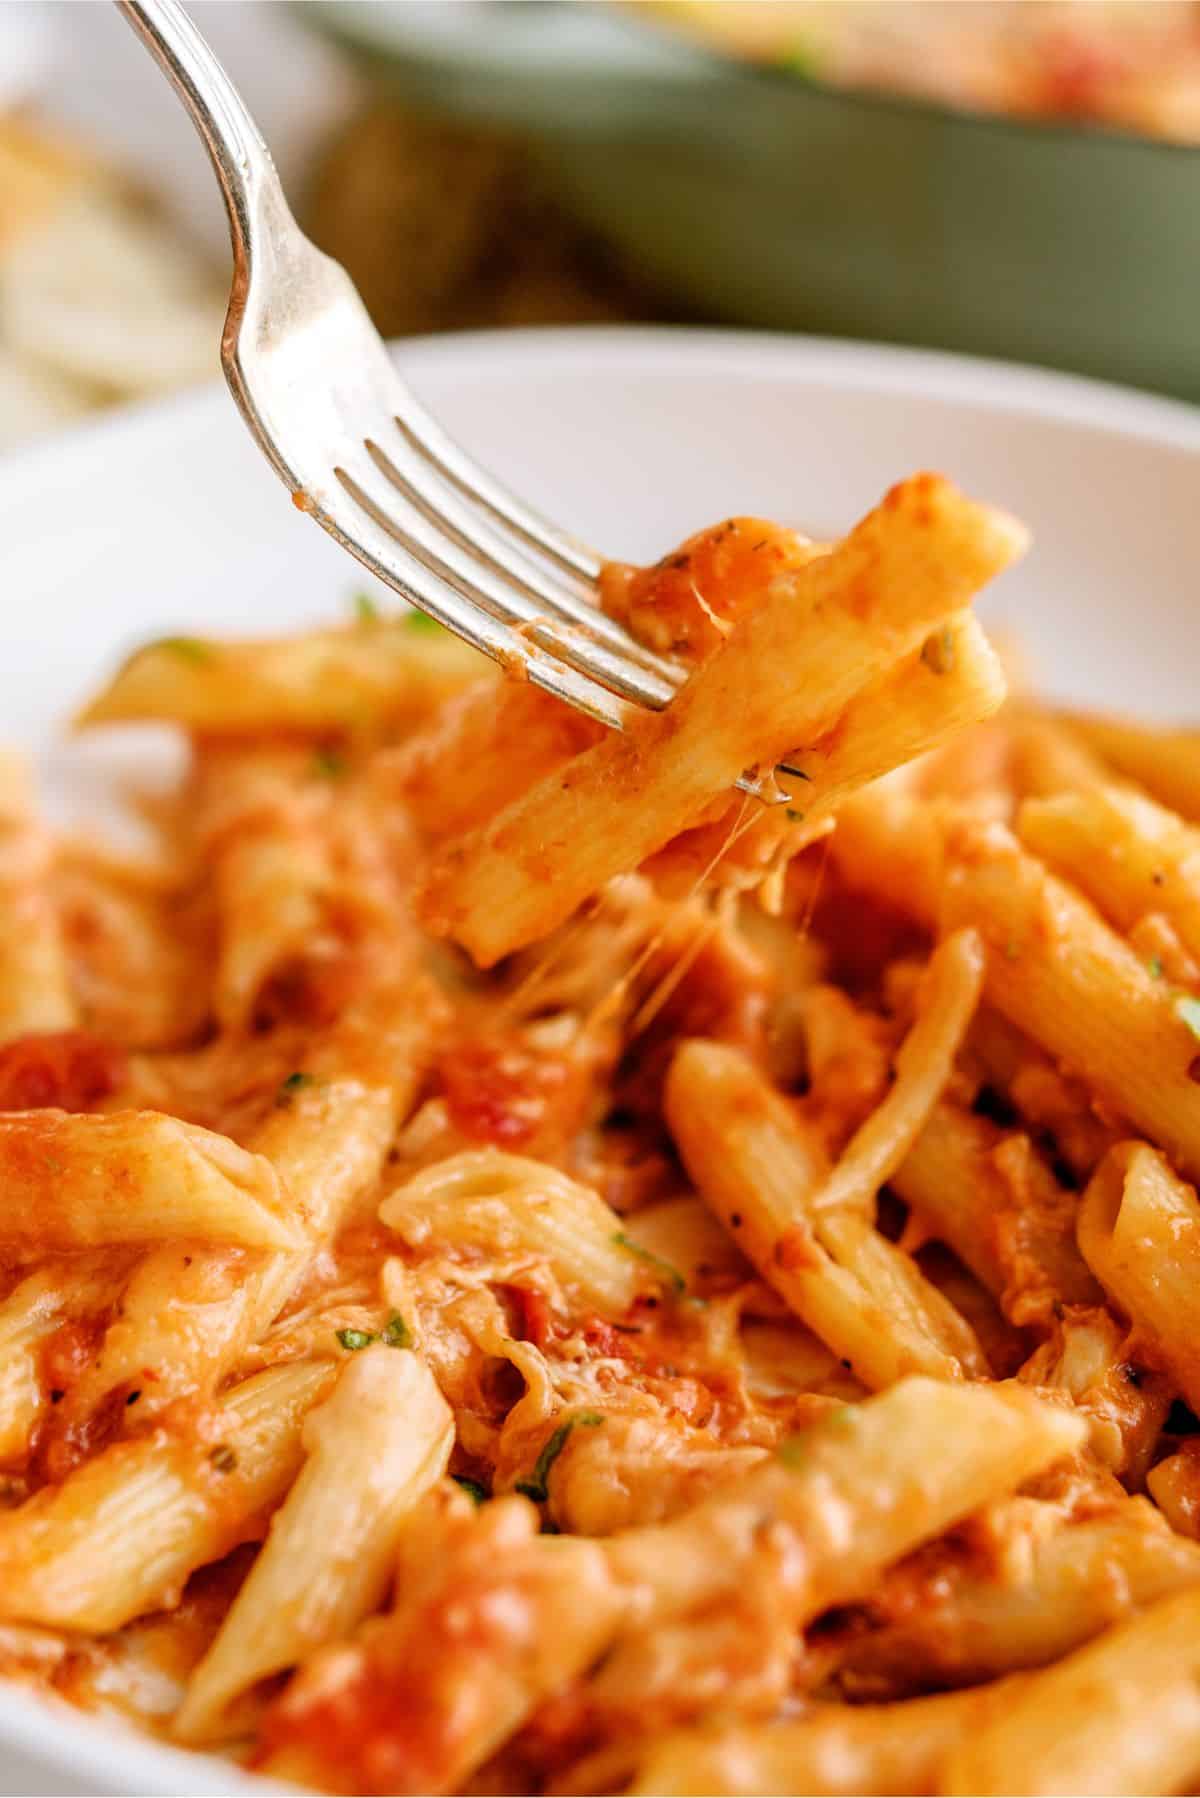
[276,1070,317,1107]
[336,1327,376,1352]
[1176,995,1200,1041]
[779,35,819,78]
[403,610,442,635]
[786,808,806,823]
[776,1434,809,1469]
[515,1411,604,1505]
[920,628,956,676]
[382,1313,413,1349]
[452,1475,489,1506]
[43,1155,64,1175]
[125,1389,141,1407]
[154,636,214,665]
[353,591,381,626]
[1004,939,1020,962]
[612,1230,686,1296]
[311,746,346,780]
[208,1443,238,1474]
[1148,955,1165,980]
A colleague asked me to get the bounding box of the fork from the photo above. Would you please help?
[115,0,789,801]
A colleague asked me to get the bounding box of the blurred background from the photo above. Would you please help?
[4,0,1200,456]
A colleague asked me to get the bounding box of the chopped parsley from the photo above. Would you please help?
[1148,955,1165,980]
[1176,995,1200,1041]
[335,1314,412,1354]
[382,1313,413,1349]
[404,609,442,635]
[452,1475,489,1505]
[612,1231,686,1296]
[336,1327,376,1352]
[779,36,819,78]
[311,746,346,779]
[208,1443,238,1474]
[786,808,806,823]
[154,636,214,665]
[353,591,381,625]
[276,1070,317,1107]
[515,1411,604,1504]
[920,628,956,675]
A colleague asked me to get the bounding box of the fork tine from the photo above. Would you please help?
[364,438,682,692]
[323,471,791,792]
[314,479,629,731]
[371,438,597,605]
[338,460,678,712]
[393,397,603,583]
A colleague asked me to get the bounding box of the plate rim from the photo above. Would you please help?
[3,325,1200,507]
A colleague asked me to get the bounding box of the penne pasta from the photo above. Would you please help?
[1006,710,1111,800]
[605,1377,1085,1630]
[827,779,947,926]
[394,679,603,843]
[665,1038,987,1386]
[380,1147,652,1315]
[83,972,445,1426]
[175,1346,453,1742]
[1019,782,1200,965]
[940,819,1200,1183]
[37,1244,257,1447]
[0,1359,336,1631]
[0,1109,301,1249]
[942,1586,1200,1795]
[1065,711,1200,822]
[644,612,1006,896]
[1077,1142,1200,1414]
[77,615,486,737]
[53,844,212,1050]
[620,1681,1024,1798]
[890,1099,1102,1329]
[841,1502,1200,1690]
[256,1487,627,1795]
[0,1255,133,1461]
[421,475,1024,964]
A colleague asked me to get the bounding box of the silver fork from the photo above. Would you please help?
[115,0,791,801]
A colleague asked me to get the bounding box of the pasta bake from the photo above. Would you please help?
[3,471,1200,1795]
[646,1,1200,144]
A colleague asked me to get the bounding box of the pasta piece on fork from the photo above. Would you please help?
[421,475,1024,964]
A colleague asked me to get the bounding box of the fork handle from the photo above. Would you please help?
[113,0,289,275]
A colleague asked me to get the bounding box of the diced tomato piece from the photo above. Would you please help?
[0,1031,126,1113]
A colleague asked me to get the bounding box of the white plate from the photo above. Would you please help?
[0,325,1198,1794]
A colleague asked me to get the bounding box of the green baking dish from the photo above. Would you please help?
[303,2,1200,401]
